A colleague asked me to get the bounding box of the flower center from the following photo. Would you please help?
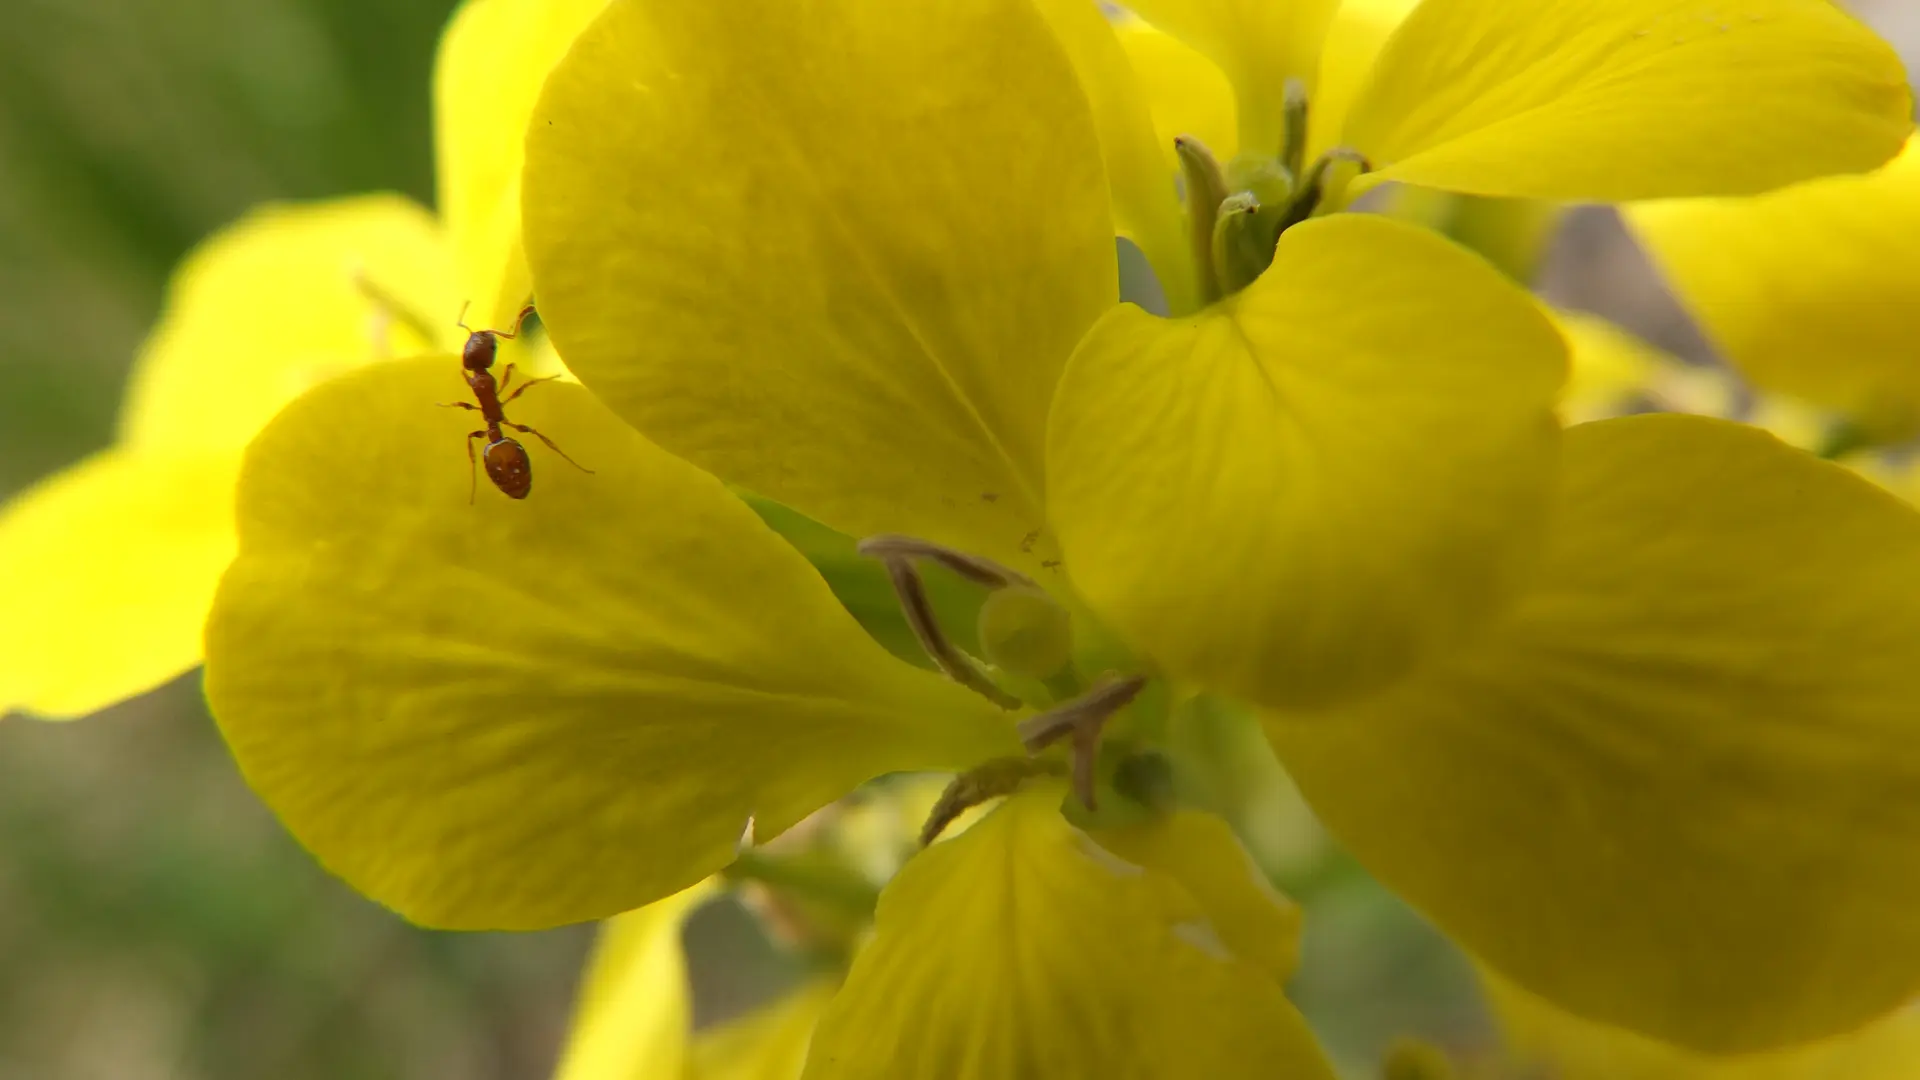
[1179,78,1372,303]
[856,533,1150,812]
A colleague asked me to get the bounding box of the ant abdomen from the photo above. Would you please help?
[483,438,533,500]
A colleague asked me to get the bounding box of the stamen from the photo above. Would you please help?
[1279,77,1310,181]
[1175,136,1231,304]
[1017,675,1148,809]
[919,756,1068,847]
[857,534,1035,589]
[877,556,1024,710]
[1279,148,1373,232]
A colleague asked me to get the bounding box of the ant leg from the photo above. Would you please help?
[496,363,517,398]
[499,374,561,406]
[464,430,487,504]
[507,422,594,474]
[438,400,481,411]
[495,303,537,340]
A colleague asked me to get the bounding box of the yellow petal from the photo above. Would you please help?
[1048,213,1565,709]
[553,884,709,1080]
[1111,16,1238,164]
[1092,806,1302,980]
[1305,0,1419,164]
[1627,137,1920,439]
[1267,415,1920,1053]
[522,0,1115,570]
[1030,0,1200,315]
[120,195,456,453]
[1342,0,1914,201]
[432,0,607,329]
[801,787,1337,1079]
[1487,969,1920,1080]
[1124,0,1343,157]
[689,979,838,1080]
[1553,311,1668,424]
[204,361,1017,929]
[0,450,237,719]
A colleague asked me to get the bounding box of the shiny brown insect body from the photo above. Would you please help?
[441,303,591,501]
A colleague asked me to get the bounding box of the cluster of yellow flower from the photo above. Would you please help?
[6,0,1920,1075]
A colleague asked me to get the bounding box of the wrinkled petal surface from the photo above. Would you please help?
[1628,138,1920,439]
[433,0,607,328]
[802,787,1336,1079]
[524,0,1115,569]
[204,361,1017,929]
[1488,969,1920,1080]
[552,883,708,1080]
[0,451,237,719]
[1125,0,1342,156]
[1049,213,1564,709]
[1268,415,1920,1053]
[121,195,456,452]
[1342,0,1914,201]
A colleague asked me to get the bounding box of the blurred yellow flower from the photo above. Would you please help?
[1488,969,1920,1080]
[553,884,709,1080]
[1629,136,1920,442]
[0,0,605,720]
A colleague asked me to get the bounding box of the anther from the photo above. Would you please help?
[919,756,1068,847]
[1279,77,1310,181]
[1016,675,1148,809]
[856,534,1035,590]
[875,555,1023,710]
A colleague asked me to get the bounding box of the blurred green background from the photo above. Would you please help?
[0,1,1912,1077]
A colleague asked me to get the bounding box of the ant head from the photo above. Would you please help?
[462,329,498,371]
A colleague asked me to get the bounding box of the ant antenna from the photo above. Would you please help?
[455,300,473,335]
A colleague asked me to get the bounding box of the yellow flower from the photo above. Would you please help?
[1487,968,1920,1080]
[1554,311,1843,450]
[1043,0,1911,315]
[800,786,1328,1078]
[0,0,604,720]
[552,884,709,1080]
[1628,135,1920,442]
[203,0,1920,1067]
[544,789,1327,1080]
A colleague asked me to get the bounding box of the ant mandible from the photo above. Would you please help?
[440,301,593,501]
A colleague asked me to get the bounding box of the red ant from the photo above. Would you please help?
[440,302,592,501]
